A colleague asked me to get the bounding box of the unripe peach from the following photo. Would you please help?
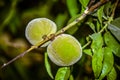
[47,34,82,66]
[25,18,57,47]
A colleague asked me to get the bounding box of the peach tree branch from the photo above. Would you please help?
[1,0,109,69]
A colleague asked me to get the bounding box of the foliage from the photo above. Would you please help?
[0,0,120,80]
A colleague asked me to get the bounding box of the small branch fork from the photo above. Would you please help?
[1,0,109,69]
[99,0,119,33]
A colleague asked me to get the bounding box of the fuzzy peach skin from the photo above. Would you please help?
[25,18,57,47]
[47,34,82,66]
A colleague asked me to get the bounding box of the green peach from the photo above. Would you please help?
[47,34,82,66]
[25,18,57,47]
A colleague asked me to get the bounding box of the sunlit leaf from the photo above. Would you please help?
[44,52,54,79]
[104,32,120,57]
[99,47,114,80]
[90,33,103,53]
[55,67,70,80]
[83,49,92,56]
[92,48,103,78]
[90,33,103,78]
[107,67,117,80]
[108,17,120,42]
[97,5,104,24]
[66,0,79,17]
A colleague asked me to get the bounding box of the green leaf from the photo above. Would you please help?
[90,33,103,53]
[104,1,112,17]
[79,0,90,8]
[79,0,90,13]
[86,22,96,32]
[111,17,120,28]
[96,20,101,32]
[108,24,120,42]
[108,17,120,42]
[44,52,54,79]
[83,49,92,56]
[97,6,104,24]
[107,67,117,80]
[92,48,103,78]
[90,33,103,78]
[99,47,114,80]
[55,67,70,80]
[66,0,79,17]
[104,32,120,57]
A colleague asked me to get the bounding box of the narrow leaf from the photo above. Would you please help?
[90,33,103,78]
[104,32,120,57]
[107,67,117,80]
[92,48,103,78]
[79,0,90,13]
[83,49,92,56]
[99,47,114,80]
[66,0,79,17]
[104,1,112,16]
[97,6,104,24]
[96,20,101,32]
[44,52,54,79]
[90,33,103,53]
[79,0,90,8]
[55,67,70,80]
